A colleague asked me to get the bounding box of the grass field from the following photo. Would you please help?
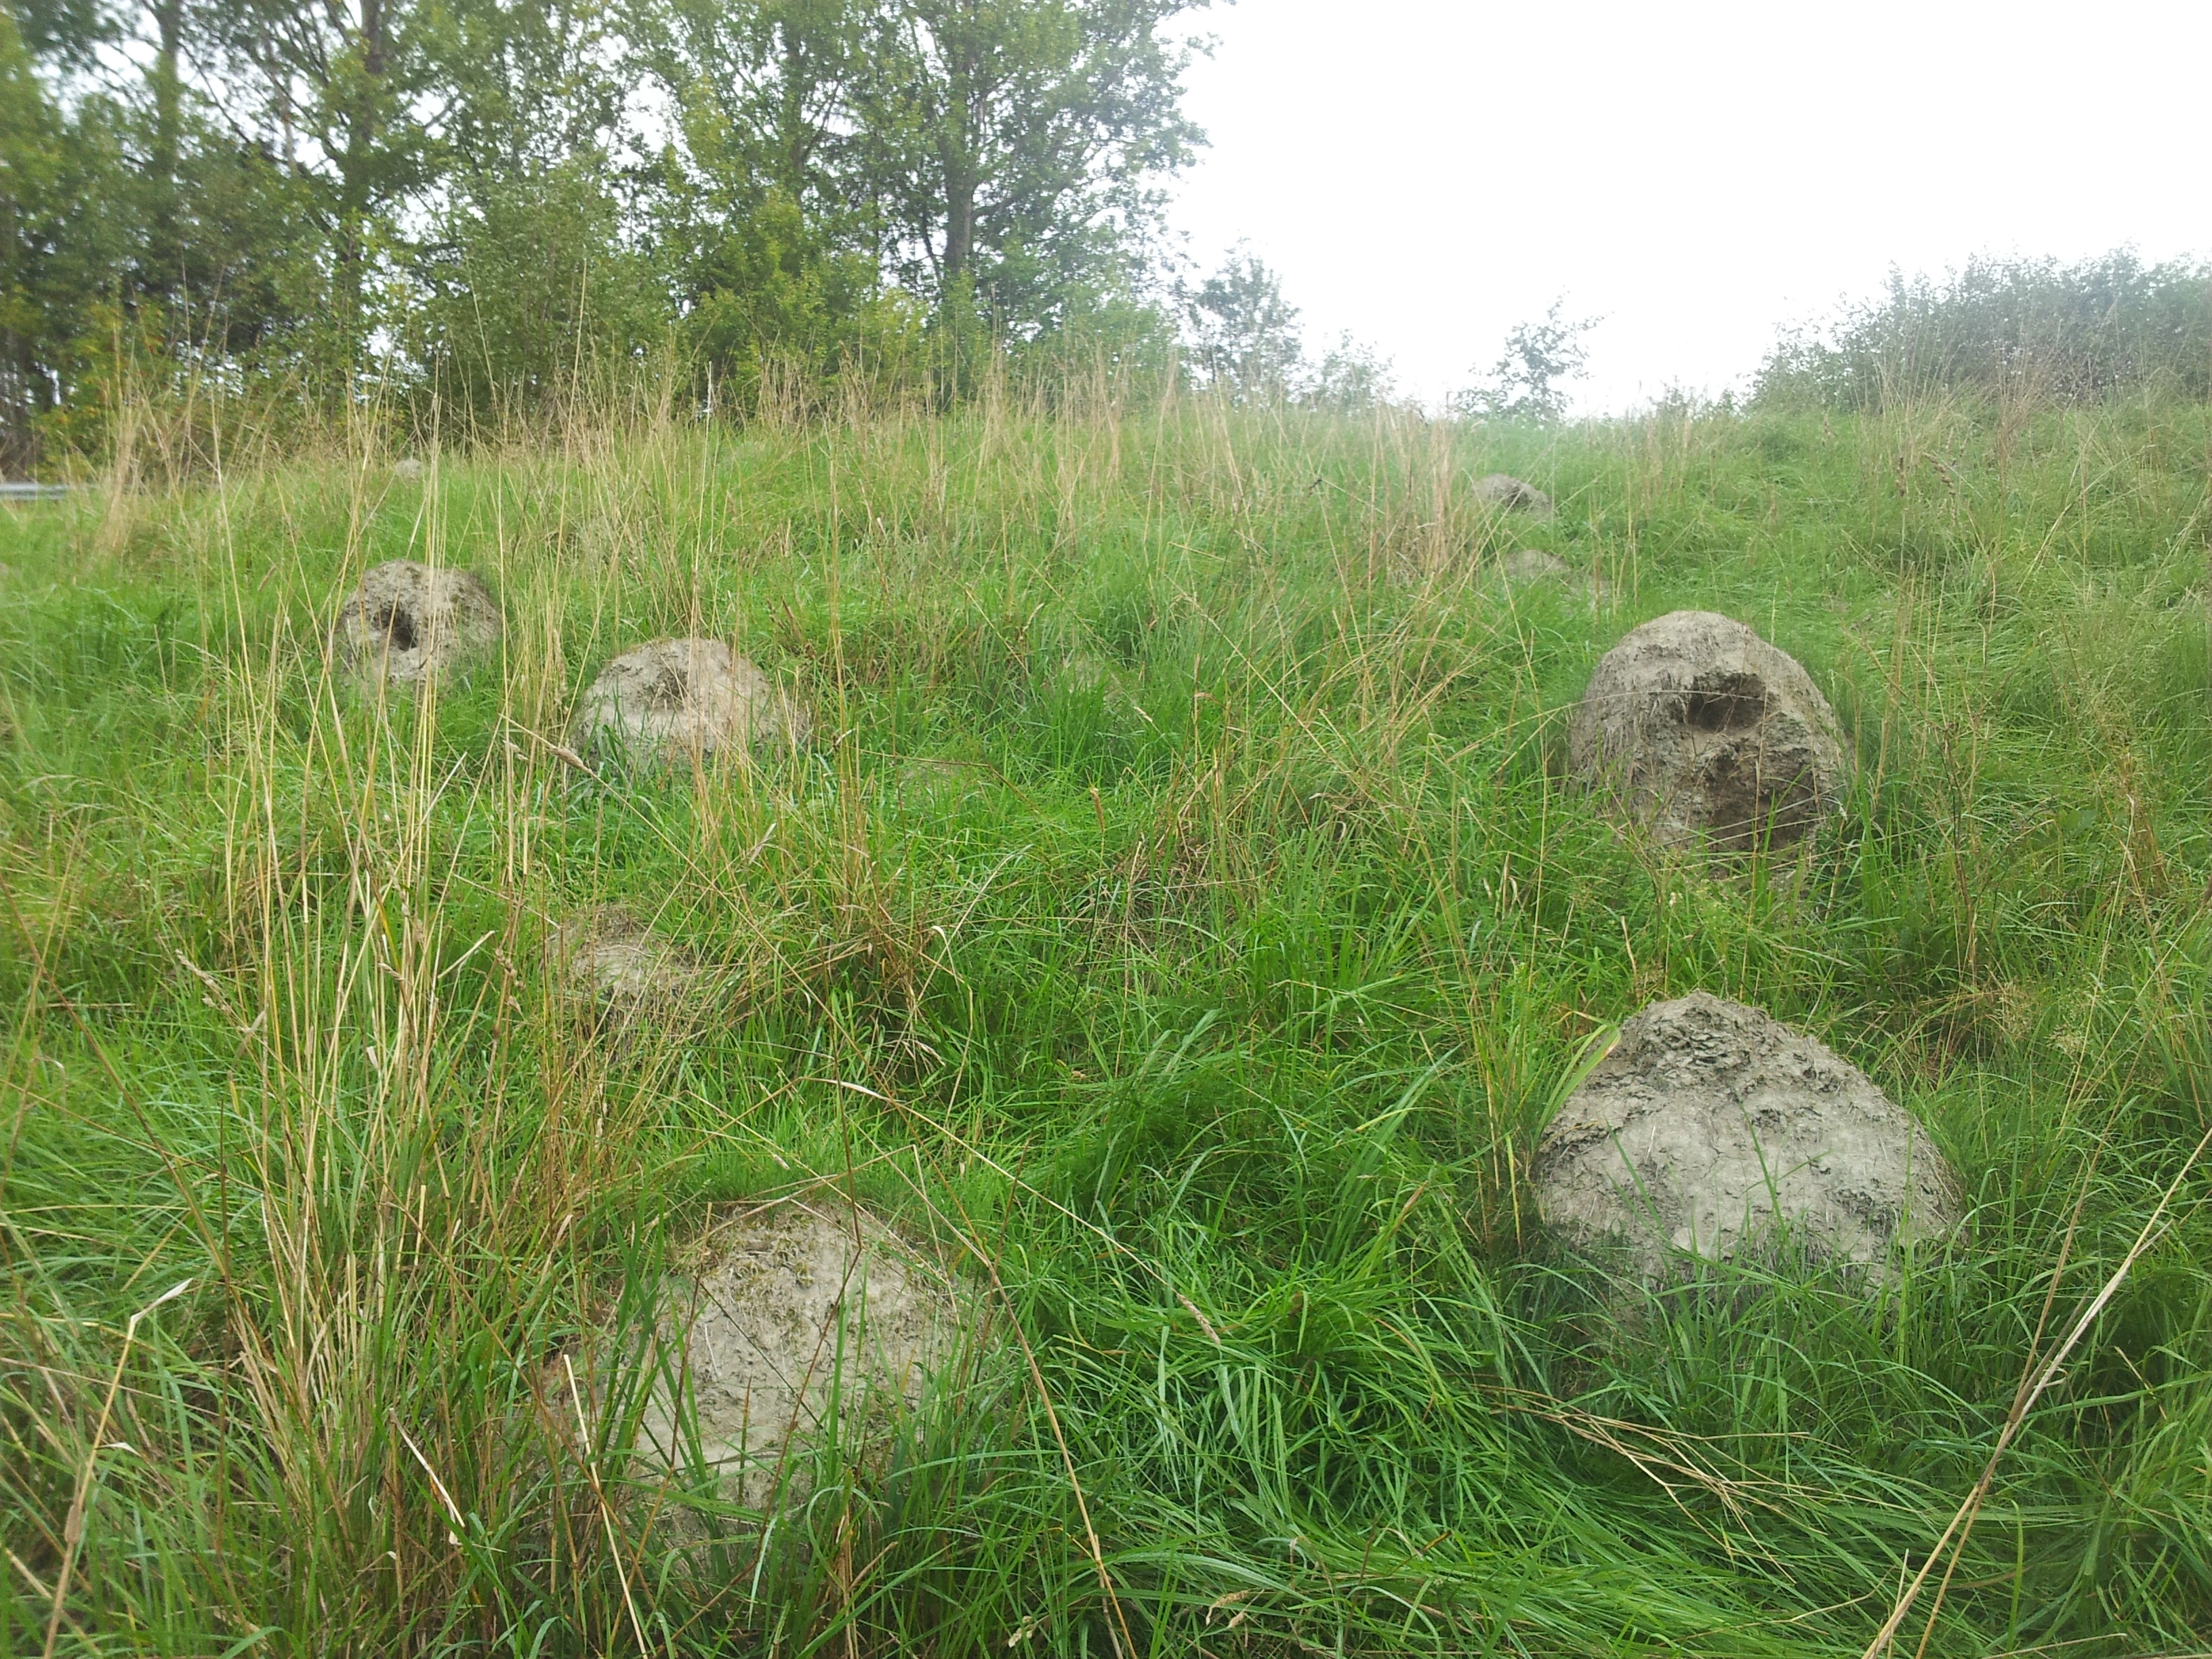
[4,384,2212,1656]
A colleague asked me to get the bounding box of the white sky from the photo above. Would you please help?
[1168,0,2212,413]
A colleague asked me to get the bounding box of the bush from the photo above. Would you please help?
[416,161,671,432]
[1755,251,2212,409]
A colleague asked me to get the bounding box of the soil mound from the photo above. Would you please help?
[1568,610,1846,852]
[333,560,501,684]
[1534,992,1962,1284]
[1475,473,1553,515]
[544,905,695,1015]
[1498,549,1572,585]
[569,638,811,768]
[642,1203,961,1502]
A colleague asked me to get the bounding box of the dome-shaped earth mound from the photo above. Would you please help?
[333,560,501,684]
[1568,609,1846,852]
[1475,472,1553,515]
[1498,548,1570,584]
[642,1203,962,1502]
[569,638,811,768]
[544,905,696,1015]
[1534,992,1962,1284]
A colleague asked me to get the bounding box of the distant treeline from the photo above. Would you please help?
[1754,252,2212,410]
[0,0,1218,464]
[5,0,2206,476]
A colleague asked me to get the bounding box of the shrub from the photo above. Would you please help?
[1755,251,2212,409]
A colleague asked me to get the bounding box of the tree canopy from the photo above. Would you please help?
[0,0,1218,457]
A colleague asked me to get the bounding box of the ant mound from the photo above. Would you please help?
[642,1202,963,1504]
[1492,548,1610,602]
[1499,548,1569,583]
[544,905,697,1017]
[1535,993,1963,1286]
[1474,473,1553,516]
[893,755,994,812]
[1569,610,1846,853]
[333,560,501,684]
[569,638,811,769]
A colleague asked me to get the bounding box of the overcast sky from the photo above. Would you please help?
[1167,0,2212,413]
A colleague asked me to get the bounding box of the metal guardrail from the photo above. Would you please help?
[0,482,77,501]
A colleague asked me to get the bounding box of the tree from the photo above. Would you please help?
[0,0,1225,440]
[1457,298,1598,422]
[631,0,1207,397]
[417,160,669,426]
[11,0,112,71]
[853,0,1210,325]
[1753,253,2212,409]
[631,0,916,411]
[411,0,646,418]
[1303,331,1394,412]
[195,0,434,355]
[632,0,863,218]
[0,9,84,448]
[121,0,306,346]
[1179,247,1299,399]
[440,0,628,180]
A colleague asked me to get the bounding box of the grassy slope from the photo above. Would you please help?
[2,390,2211,1656]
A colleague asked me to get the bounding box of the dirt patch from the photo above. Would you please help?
[569,638,811,769]
[640,1202,964,1502]
[1567,609,1847,853]
[1534,992,1963,1284]
[333,560,501,684]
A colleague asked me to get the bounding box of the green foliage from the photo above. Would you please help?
[9,0,108,69]
[1454,298,1599,422]
[1756,251,2212,409]
[417,161,670,428]
[0,12,125,457]
[5,393,2212,1654]
[208,0,441,338]
[659,179,928,417]
[0,0,1209,457]
[1179,245,1302,400]
[1304,331,1397,412]
[853,0,1212,317]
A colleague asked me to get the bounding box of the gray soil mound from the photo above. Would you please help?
[569,638,811,768]
[1475,473,1553,516]
[1534,993,1963,1284]
[1497,549,1572,586]
[333,560,501,684]
[1568,610,1847,852]
[545,905,695,1014]
[642,1202,960,1501]
[895,756,994,811]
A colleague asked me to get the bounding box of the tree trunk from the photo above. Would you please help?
[150,0,180,187]
[335,0,386,349]
[777,16,807,201]
[942,167,972,284]
[939,26,975,286]
[148,0,182,293]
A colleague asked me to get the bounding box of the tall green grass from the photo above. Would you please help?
[3,383,2211,1656]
